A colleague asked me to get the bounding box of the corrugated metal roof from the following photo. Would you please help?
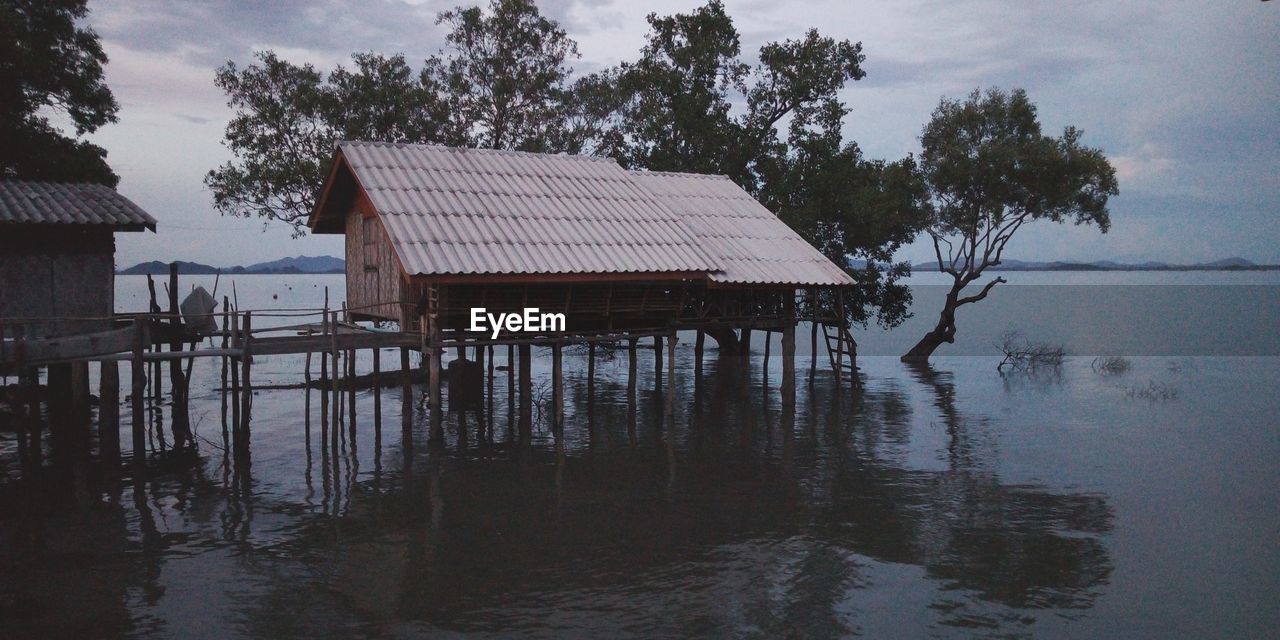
[336,141,718,277]
[631,171,855,286]
[0,181,157,230]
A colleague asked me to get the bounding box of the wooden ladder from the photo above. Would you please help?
[821,320,858,379]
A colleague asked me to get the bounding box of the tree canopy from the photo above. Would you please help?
[208,0,931,328]
[903,87,1119,360]
[0,0,120,185]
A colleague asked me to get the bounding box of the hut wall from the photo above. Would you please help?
[344,207,407,325]
[0,228,115,337]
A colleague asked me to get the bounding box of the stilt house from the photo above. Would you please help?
[308,141,853,345]
[0,181,157,338]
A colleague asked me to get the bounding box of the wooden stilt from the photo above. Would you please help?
[586,341,596,401]
[518,343,531,441]
[552,343,563,432]
[20,366,40,469]
[131,318,147,467]
[329,311,340,434]
[808,289,818,386]
[167,263,191,449]
[694,330,705,376]
[627,338,637,397]
[222,297,230,445]
[763,329,772,385]
[653,335,663,391]
[230,311,241,447]
[239,312,253,455]
[665,331,677,425]
[372,347,382,433]
[782,292,797,409]
[100,361,120,465]
[425,286,443,443]
[400,347,412,434]
[486,344,495,440]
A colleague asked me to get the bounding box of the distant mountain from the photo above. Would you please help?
[243,255,345,273]
[118,256,345,275]
[118,260,222,275]
[908,257,1268,272]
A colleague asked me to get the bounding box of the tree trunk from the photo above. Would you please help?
[902,274,1005,361]
[902,286,961,362]
[704,326,742,356]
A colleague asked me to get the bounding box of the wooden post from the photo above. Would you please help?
[400,347,412,435]
[329,311,340,433]
[131,317,146,467]
[230,310,240,443]
[347,345,356,440]
[426,287,443,443]
[665,331,677,425]
[694,330,705,376]
[552,343,563,432]
[740,327,752,354]
[167,262,191,449]
[486,344,495,438]
[20,366,40,469]
[586,341,596,398]
[653,335,663,391]
[782,293,796,409]
[627,338,637,397]
[808,289,818,386]
[372,347,382,433]
[69,361,91,460]
[517,343,531,441]
[100,361,120,465]
[763,329,772,384]
[239,311,253,454]
[222,297,230,444]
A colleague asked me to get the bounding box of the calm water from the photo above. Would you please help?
[1,273,1277,638]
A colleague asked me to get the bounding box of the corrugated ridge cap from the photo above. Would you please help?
[338,140,620,164]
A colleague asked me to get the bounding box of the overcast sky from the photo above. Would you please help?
[82,0,1279,268]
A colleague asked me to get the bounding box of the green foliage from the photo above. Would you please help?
[207,0,931,329]
[603,1,925,327]
[0,0,120,185]
[435,0,579,151]
[903,87,1119,360]
[208,0,580,236]
[920,88,1119,278]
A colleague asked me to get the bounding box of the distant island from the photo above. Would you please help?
[908,257,1278,272]
[119,255,1278,276]
[118,255,345,275]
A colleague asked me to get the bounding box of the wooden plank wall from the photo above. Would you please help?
[344,205,407,324]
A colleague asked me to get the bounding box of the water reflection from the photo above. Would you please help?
[0,352,1113,638]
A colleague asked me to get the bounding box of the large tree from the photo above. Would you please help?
[0,0,120,185]
[902,88,1118,361]
[207,0,578,236]
[605,1,927,333]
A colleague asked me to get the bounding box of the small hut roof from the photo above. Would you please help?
[0,181,156,231]
[313,141,717,278]
[310,142,853,287]
[630,170,854,286]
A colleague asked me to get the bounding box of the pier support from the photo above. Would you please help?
[131,318,146,467]
[100,361,120,465]
[653,335,663,391]
[426,287,443,443]
[552,343,563,432]
[400,347,412,435]
[518,343,531,441]
[782,293,796,409]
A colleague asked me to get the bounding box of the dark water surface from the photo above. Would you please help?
[1,274,1278,638]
